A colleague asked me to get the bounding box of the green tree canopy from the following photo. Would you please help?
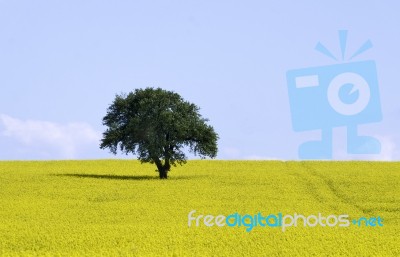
[100,87,218,179]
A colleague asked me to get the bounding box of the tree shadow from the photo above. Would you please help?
[54,173,207,181]
[54,173,158,181]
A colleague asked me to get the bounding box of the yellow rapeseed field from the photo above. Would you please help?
[0,160,399,256]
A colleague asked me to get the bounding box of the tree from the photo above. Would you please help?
[100,87,218,179]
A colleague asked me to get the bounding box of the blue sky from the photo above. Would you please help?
[1,1,399,160]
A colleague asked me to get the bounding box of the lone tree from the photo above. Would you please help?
[100,87,218,179]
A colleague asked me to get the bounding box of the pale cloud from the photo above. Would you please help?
[221,146,281,160]
[0,114,101,159]
[371,135,397,161]
[332,133,397,161]
[244,155,281,160]
[221,147,241,159]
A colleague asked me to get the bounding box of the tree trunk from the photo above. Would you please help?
[159,167,168,179]
[154,158,168,179]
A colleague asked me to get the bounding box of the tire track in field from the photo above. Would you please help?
[301,162,371,215]
[303,163,400,217]
[287,162,369,214]
[285,162,328,205]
